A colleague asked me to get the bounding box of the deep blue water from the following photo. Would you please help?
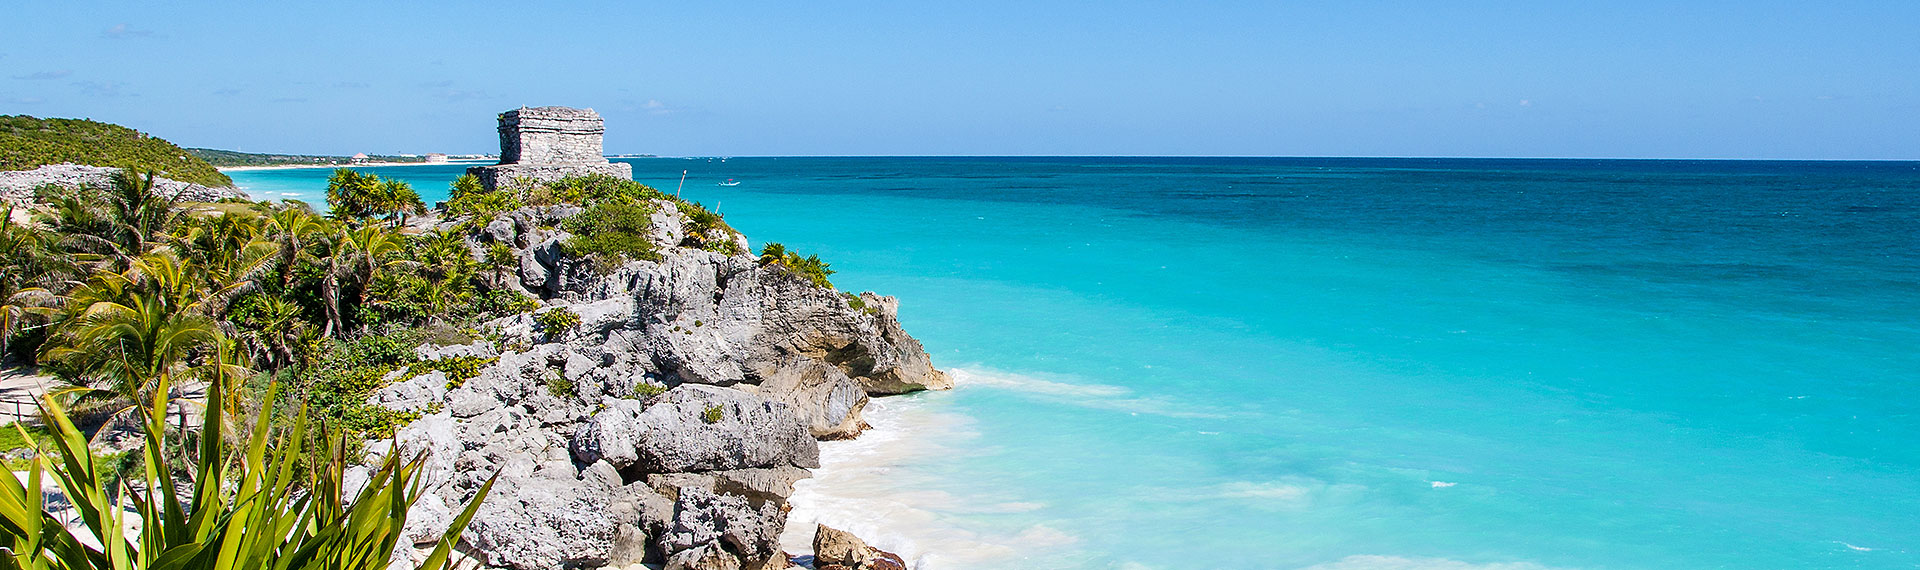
[231,158,1920,570]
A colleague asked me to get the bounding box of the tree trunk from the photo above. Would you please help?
[320,265,343,338]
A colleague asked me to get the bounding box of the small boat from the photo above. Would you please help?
[717,179,741,187]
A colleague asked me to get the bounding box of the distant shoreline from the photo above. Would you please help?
[219,160,491,172]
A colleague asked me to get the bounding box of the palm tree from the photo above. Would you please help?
[44,170,184,269]
[315,228,351,337]
[0,206,64,359]
[231,293,307,374]
[39,252,250,420]
[756,242,787,266]
[344,226,411,313]
[377,179,426,227]
[484,242,517,289]
[314,226,410,336]
[266,201,327,287]
[326,169,381,221]
[172,213,279,319]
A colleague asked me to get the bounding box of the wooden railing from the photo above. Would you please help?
[0,393,39,424]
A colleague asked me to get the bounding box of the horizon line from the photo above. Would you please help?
[604,154,1920,163]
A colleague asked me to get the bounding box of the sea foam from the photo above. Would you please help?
[780,393,1085,569]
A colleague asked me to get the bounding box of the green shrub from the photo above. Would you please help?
[475,287,537,316]
[677,201,740,254]
[756,242,835,288]
[844,292,880,316]
[449,173,486,202]
[560,200,660,271]
[448,189,521,219]
[702,404,724,424]
[522,174,671,207]
[633,382,667,398]
[535,307,581,335]
[546,374,576,400]
[299,329,424,441]
[418,323,476,346]
[398,355,498,390]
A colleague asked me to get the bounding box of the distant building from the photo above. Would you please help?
[350,153,370,164]
[424,153,449,163]
[467,106,631,191]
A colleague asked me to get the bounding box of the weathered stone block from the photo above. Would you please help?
[469,106,633,191]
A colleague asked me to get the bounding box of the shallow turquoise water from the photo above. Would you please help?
[231,158,1920,569]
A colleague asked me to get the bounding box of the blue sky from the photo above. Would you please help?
[2,1,1916,159]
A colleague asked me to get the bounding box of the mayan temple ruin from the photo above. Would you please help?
[467,106,632,190]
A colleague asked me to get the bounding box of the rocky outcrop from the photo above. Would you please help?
[371,188,949,569]
[812,525,908,570]
[571,384,819,473]
[750,357,869,439]
[0,163,245,205]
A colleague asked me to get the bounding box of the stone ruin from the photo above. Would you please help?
[467,106,632,190]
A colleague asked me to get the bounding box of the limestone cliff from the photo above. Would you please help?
[367,198,948,570]
[0,163,245,206]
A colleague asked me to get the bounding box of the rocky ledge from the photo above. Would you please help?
[364,198,949,570]
[0,163,245,205]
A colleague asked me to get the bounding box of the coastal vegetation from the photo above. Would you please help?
[3,166,749,434]
[534,306,580,336]
[187,148,431,168]
[0,157,819,566]
[1,115,232,187]
[757,242,836,288]
[0,371,492,570]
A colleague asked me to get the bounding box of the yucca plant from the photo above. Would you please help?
[0,367,493,569]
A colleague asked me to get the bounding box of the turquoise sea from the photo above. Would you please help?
[230,158,1920,570]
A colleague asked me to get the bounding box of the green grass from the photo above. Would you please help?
[0,423,50,452]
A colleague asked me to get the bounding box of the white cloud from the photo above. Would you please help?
[643,99,680,115]
[13,70,71,80]
[101,24,154,39]
[71,80,133,97]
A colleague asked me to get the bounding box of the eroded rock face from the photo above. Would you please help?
[373,189,949,569]
[659,487,787,570]
[752,357,870,439]
[572,385,819,473]
[552,233,951,396]
[464,462,624,570]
